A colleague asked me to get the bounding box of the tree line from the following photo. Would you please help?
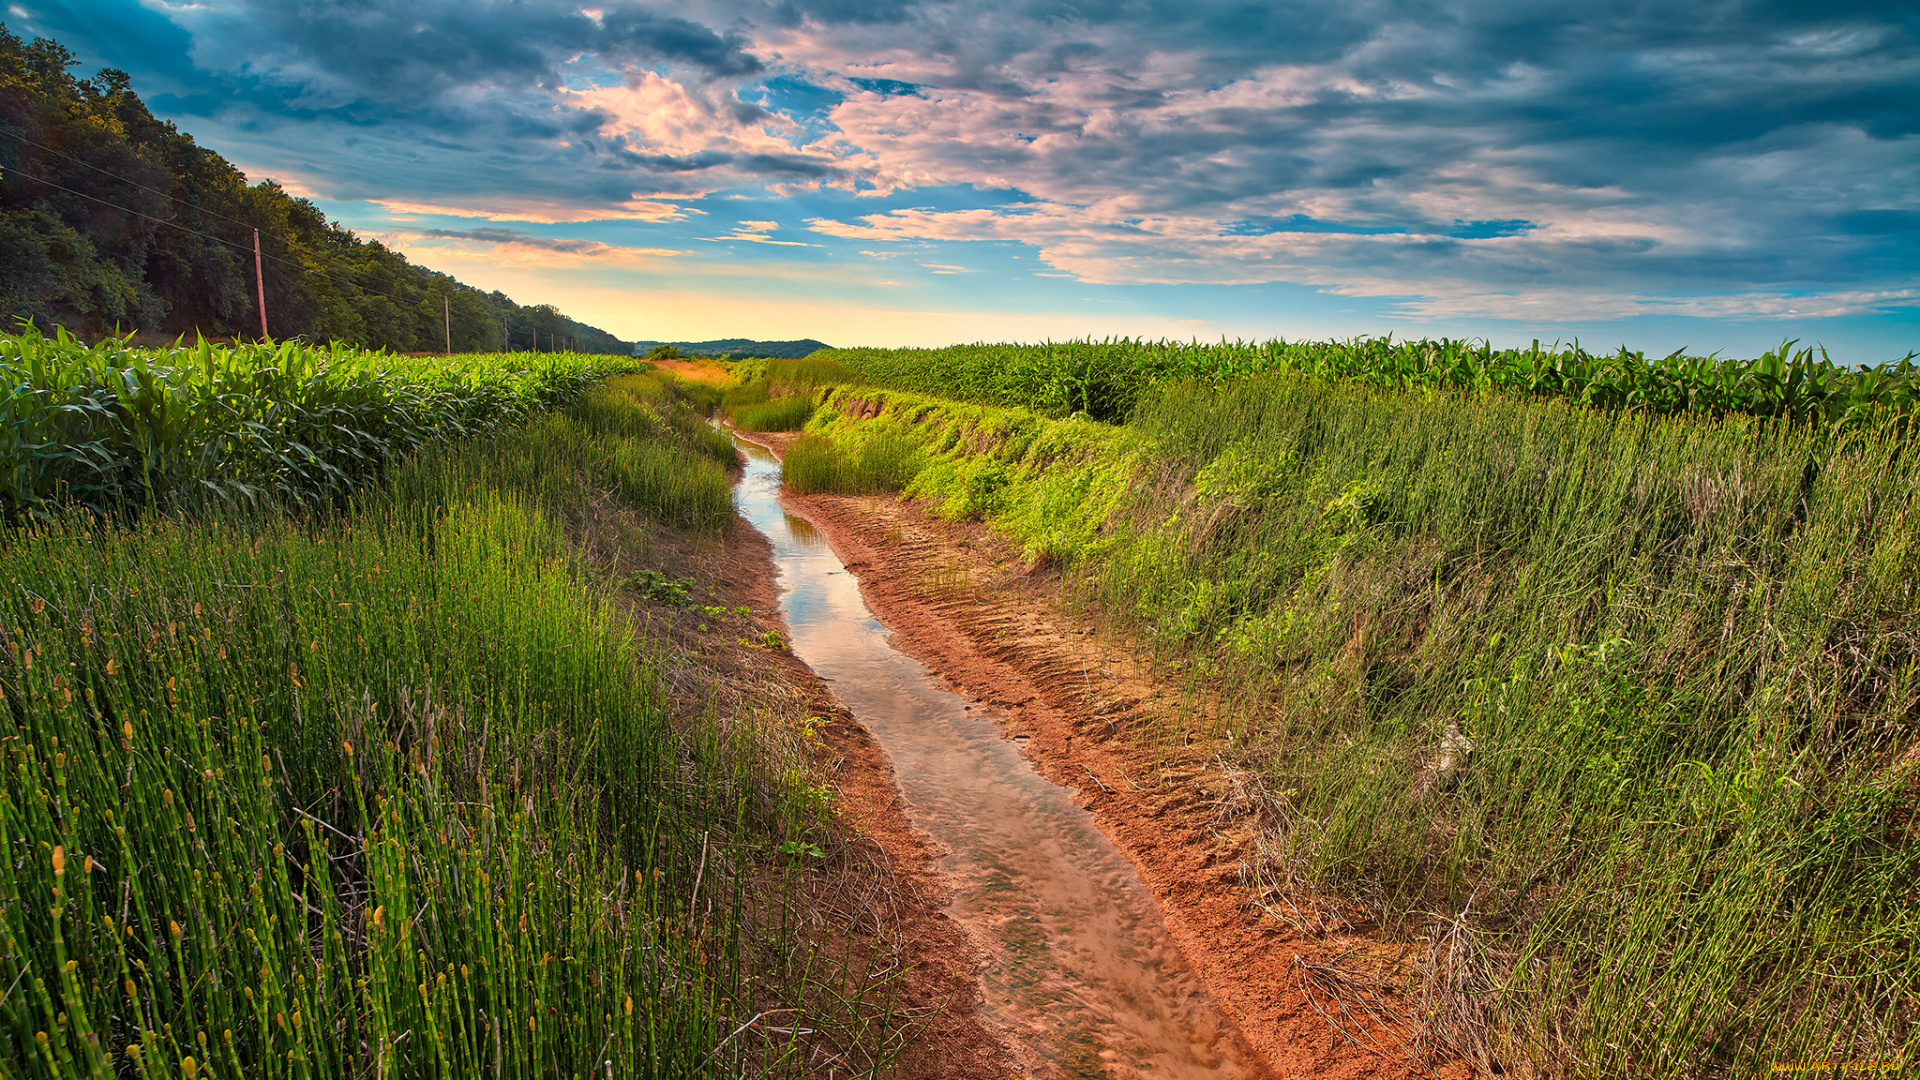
[0,23,631,354]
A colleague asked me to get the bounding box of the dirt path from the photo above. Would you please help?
[736,431,1456,1079]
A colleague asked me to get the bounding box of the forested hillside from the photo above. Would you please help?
[0,24,628,353]
[632,338,831,359]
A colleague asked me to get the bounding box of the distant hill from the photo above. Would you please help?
[632,338,829,359]
[0,23,631,354]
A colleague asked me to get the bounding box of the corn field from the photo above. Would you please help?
[0,326,637,521]
[817,336,1920,426]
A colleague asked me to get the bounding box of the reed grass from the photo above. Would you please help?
[727,359,851,399]
[725,360,850,432]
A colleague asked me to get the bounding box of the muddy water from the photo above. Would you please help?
[733,438,1261,1080]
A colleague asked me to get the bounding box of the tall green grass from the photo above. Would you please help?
[0,326,638,521]
[724,360,849,432]
[731,398,816,432]
[0,382,859,1077]
[781,430,922,496]
[796,377,1920,1075]
[726,359,850,400]
[558,374,735,528]
[1111,377,1919,1072]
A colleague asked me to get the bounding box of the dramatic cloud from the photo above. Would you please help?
[781,0,1919,314]
[169,0,762,121]
[15,0,1918,330]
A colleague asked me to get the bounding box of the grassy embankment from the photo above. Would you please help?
[732,342,1920,1076]
[2,334,904,1078]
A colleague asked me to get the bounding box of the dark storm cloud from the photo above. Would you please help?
[6,0,200,84]
[195,0,758,126]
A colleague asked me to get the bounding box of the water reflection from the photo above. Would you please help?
[784,511,823,546]
[731,436,1261,1080]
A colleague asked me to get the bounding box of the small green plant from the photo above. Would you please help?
[624,568,695,605]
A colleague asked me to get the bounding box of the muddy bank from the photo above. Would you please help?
[737,431,1451,1079]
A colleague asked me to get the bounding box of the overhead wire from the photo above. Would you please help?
[0,138,535,330]
[0,126,268,238]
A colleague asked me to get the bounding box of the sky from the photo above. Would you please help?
[10,0,1918,358]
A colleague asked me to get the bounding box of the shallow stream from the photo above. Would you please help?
[732,437,1261,1080]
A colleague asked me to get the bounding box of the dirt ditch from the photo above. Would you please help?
[565,450,1014,1076]
[734,429,1462,1079]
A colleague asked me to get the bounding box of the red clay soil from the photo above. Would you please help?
[737,431,1466,1080]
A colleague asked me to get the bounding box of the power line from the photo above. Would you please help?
[0,126,267,239]
[1,160,465,316]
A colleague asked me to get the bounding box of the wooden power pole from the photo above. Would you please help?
[444,295,452,355]
[253,229,268,340]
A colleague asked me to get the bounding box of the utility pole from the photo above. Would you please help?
[444,295,452,355]
[253,229,269,341]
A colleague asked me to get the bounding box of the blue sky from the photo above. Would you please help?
[12,0,1917,358]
